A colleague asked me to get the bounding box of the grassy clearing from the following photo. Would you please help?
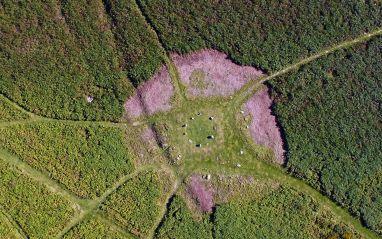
[0,121,134,198]
[63,213,136,239]
[100,169,175,237]
[149,98,274,170]
[138,0,382,73]
[0,95,30,122]
[0,157,78,238]
[269,36,382,234]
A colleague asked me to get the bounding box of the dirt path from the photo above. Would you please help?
[232,28,382,106]
[147,175,181,239]
[0,149,84,207]
[54,164,158,239]
[0,23,381,238]
[133,0,187,106]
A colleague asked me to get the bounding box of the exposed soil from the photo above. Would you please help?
[171,49,263,97]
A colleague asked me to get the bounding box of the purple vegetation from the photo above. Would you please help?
[171,49,263,97]
[124,66,174,119]
[187,175,214,213]
[141,127,156,142]
[245,88,285,164]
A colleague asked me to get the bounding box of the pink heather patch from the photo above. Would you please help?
[171,49,263,97]
[141,127,156,142]
[187,175,214,213]
[124,66,174,119]
[245,88,285,164]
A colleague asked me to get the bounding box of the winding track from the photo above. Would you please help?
[0,6,381,238]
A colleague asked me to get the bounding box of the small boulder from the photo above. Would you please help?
[86,96,94,103]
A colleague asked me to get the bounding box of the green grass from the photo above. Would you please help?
[100,169,174,237]
[0,95,30,122]
[0,157,78,238]
[150,98,274,172]
[189,70,208,90]
[0,121,134,199]
[269,36,382,234]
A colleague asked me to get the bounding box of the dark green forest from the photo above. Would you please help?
[139,0,382,72]
[0,0,163,121]
[270,36,382,233]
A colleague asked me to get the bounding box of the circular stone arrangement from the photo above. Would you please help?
[181,113,217,148]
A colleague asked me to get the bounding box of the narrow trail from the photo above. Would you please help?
[0,22,381,238]
[233,28,382,106]
[0,149,84,207]
[0,206,28,239]
[148,176,181,239]
[133,0,187,105]
[188,160,381,239]
[96,215,137,238]
[54,165,157,239]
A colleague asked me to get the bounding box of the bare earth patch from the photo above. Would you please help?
[171,49,263,97]
[245,88,285,164]
[124,66,174,119]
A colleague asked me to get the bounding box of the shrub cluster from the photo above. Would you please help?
[100,170,172,237]
[156,187,361,239]
[0,122,134,198]
[155,196,213,239]
[105,0,166,87]
[0,0,166,120]
[0,158,77,238]
[139,0,382,72]
[63,214,135,239]
[0,95,30,122]
[270,36,382,233]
